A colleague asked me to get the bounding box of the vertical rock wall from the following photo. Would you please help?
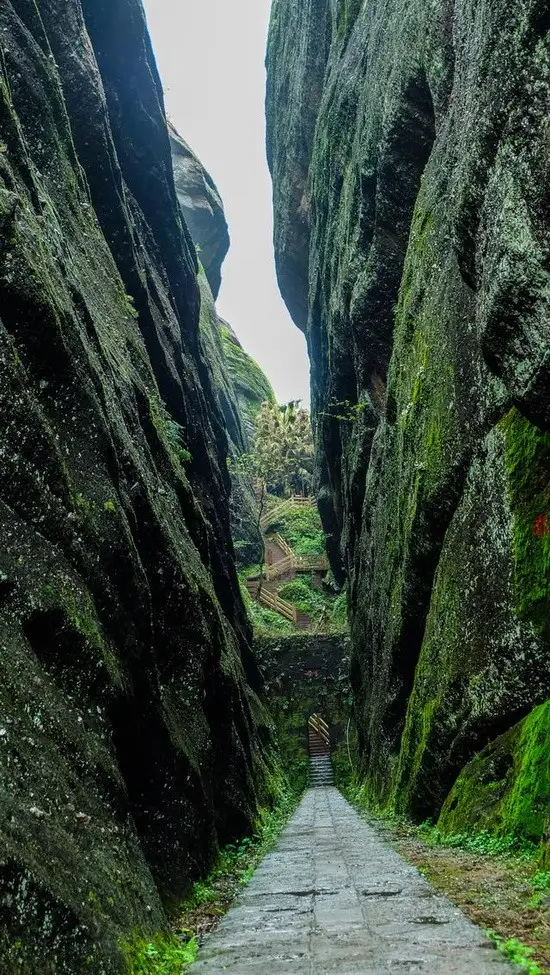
[168,126,275,567]
[0,1,268,970]
[266,0,550,852]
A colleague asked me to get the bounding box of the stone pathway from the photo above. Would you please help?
[188,788,516,973]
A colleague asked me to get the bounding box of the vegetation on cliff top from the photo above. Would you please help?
[220,324,276,433]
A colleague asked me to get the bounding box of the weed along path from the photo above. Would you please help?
[188,788,515,973]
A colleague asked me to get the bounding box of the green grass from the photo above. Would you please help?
[331,590,348,628]
[277,575,348,631]
[528,869,550,907]
[239,583,294,634]
[271,506,326,557]
[532,870,550,891]
[416,825,538,859]
[123,934,198,974]
[346,783,539,860]
[486,932,542,974]
[238,563,263,581]
[278,576,328,616]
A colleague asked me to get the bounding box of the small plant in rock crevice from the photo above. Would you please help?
[164,416,192,465]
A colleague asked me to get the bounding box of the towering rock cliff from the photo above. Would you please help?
[169,125,230,301]
[0,1,270,970]
[267,0,550,852]
[169,128,275,566]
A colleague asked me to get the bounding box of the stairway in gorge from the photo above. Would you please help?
[244,496,328,631]
[308,713,334,787]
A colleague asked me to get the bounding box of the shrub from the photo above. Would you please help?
[272,506,326,557]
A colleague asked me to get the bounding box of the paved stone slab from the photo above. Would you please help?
[188,788,516,973]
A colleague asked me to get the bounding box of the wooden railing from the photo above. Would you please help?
[269,534,328,575]
[273,533,294,558]
[260,495,314,532]
[260,497,294,532]
[295,554,329,572]
[308,713,330,746]
[265,554,294,581]
[245,581,298,623]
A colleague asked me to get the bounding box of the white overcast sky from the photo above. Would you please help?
[142,0,311,406]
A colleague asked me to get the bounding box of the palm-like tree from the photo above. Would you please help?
[252,401,314,498]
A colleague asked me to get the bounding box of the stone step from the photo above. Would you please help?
[309,752,334,788]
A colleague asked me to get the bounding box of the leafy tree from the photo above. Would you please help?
[252,401,314,498]
[228,400,315,590]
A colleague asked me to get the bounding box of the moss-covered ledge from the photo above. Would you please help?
[437,700,550,866]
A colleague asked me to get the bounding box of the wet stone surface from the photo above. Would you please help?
[188,788,516,973]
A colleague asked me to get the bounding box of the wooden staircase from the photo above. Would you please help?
[244,580,311,628]
[308,714,334,787]
[260,495,316,533]
[245,495,327,631]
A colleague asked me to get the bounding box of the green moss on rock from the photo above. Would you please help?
[267,0,550,838]
[500,409,550,641]
[392,424,548,821]
[438,701,550,851]
[220,323,275,434]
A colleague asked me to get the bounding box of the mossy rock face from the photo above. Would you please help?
[393,425,549,820]
[0,1,270,969]
[266,0,332,331]
[438,701,550,847]
[267,0,550,843]
[196,272,264,568]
